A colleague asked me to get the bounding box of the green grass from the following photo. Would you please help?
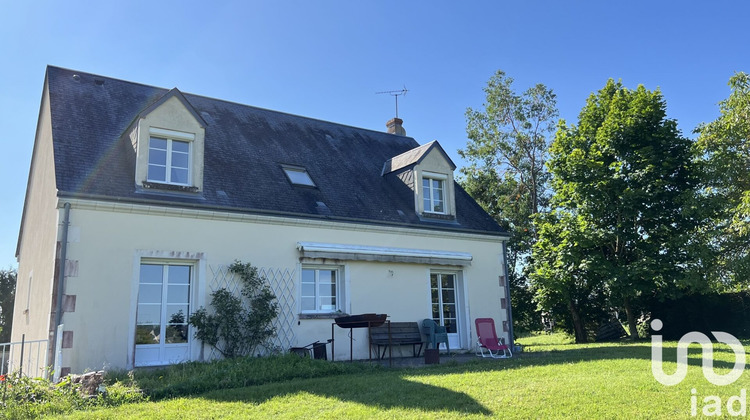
[16,335,750,419]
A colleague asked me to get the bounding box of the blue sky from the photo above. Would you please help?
[1,1,749,269]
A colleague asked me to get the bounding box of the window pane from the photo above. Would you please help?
[165,325,188,344]
[444,319,457,333]
[285,169,315,186]
[172,140,189,153]
[171,151,189,168]
[167,308,187,325]
[442,304,456,319]
[302,269,315,284]
[432,304,440,319]
[138,284,162,304]
[431,288,439,304]
[167,285,189,304]
[433,179,443,193]
[318,270,333,283]
[150,137,167,150]
[441,274,455,288]
[320,296,336,310]
[135,325,160,345]
[136,305,161,325]
[149,149,167,165]
[318,283,336,297]
[301,297,315,311]
[148,165,166,182]
[171,168,189,184]
[430,274,438,288]
[167,305,189,323]
[141,264,164,284]
[442,289,455,304]
[168,266,190,284]
[301,283,315,297]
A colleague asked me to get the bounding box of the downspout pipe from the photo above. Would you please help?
[502,241,515,350]
[51,202,70,366]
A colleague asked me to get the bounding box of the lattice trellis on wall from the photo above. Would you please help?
[205,264,297,360]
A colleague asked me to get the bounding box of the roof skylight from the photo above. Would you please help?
[283,166,316,187]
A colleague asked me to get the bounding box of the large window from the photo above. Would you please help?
[423,176,445,214]
[431,272,457,333]
[135,263,191,366]
[301,267,339,312]
[148,136,191,185]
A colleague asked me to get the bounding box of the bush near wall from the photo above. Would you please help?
[649,292,750,339]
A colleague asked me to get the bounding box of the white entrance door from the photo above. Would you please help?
[430,272,460,349]
[135,263,192,367]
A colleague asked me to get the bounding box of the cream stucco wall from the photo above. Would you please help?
[12,85,60,358]
[55,198,509,373]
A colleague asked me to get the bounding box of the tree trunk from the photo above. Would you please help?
[624,297,638,340]
[568,299,587,343]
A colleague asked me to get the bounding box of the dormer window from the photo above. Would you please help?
[283,165,316,187]
[147,130,193,185]
[381,141,457,220]
[131,88,206,194]
[423,174,446,214]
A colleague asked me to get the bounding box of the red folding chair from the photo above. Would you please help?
[475,318,512,358]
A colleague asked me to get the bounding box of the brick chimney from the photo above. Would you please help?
[386,118,406,136]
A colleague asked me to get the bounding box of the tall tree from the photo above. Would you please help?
[459,70,558,333]
[541,80,697,339]
[695,72,750,286]
[0,268,16,343]
[531,211,608,342]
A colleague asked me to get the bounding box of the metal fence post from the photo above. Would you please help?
[19,334,25,377]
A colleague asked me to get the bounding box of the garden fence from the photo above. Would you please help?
[0,334,49,379]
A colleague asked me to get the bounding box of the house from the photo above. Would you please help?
[12,66,512,376]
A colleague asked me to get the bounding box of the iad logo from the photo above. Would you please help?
[651,318,746,386]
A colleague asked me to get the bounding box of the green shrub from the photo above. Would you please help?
[189,261,279,358]
[0,371,144,420]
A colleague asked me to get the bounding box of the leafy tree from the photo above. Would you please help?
[531,212,608,342]
[695,72,750,287]
[540,80,697,339]
[189,261,278,358]
[459,70,558,333]
[0,268,16,343]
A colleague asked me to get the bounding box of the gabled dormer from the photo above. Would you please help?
[129,88,206,193]
[382,141,457,220]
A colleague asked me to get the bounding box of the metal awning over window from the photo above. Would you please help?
[296,242,472,266]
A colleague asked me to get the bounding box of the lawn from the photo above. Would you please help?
[18,334,750,419]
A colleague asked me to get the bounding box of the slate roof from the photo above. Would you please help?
[44,66,505,236]
[382,140,456,175]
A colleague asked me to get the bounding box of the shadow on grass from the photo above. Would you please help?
[130,342,745,416]
[197,371,492,415]
[411,342,747,378]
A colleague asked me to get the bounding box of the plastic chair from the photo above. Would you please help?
[422,319,450,353]
[475,318,512,358]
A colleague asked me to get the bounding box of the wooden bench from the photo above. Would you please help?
[369,321,425,359]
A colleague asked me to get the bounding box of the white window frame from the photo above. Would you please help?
[147,128,194,186]
[134,260,194,367]
[422,171,447,214]
[300,265,342,313]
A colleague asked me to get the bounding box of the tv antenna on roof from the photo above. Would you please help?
[376,86,408,118]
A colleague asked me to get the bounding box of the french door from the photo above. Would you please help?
[135,263,191,366]
[430,272,460,349]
